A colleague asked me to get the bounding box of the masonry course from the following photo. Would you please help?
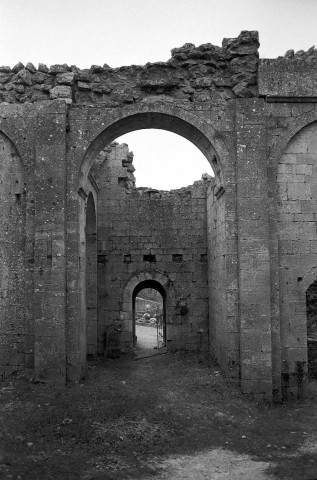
[1,31,317,401]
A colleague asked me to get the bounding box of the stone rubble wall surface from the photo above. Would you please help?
[0,31,260,106]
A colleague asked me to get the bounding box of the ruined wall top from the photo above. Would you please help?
[2,31,316,106]
[0,31,259,105]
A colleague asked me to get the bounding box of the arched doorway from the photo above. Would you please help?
[133,280,166,353]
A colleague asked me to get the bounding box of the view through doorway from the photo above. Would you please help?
[133,285,165,355]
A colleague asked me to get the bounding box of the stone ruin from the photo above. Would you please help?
[1,30,317,400]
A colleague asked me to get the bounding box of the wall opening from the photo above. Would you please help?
[115,129,214,190]
[132,281,166,353]
[79,110,227,363]
[306,280,317,378]
[86,192,97,356]
[80,112,224,188]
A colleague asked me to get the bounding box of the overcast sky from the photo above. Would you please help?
[1,0,316,189]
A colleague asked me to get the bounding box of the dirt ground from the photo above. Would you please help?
[135,324,158,352]
[1,352,317,480]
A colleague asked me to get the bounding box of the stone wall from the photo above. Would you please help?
[86,193,97,356]
[2,31,317,399]
[208,179,228,366]
[276,122,317,395]
[0,132,26,377]
[95,143,210,353]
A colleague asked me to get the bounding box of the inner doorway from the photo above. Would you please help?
[132,280,166,354]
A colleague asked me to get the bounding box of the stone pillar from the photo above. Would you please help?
[33,101,68,383]
[236,98,273,398]
[65,108,90,382]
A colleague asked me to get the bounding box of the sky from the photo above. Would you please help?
[1,0,317,189]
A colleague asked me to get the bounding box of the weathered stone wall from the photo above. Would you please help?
[208,180,229,368]
[95,143,210,353]
[2,31,317,400]
[86,192,97,356]
[276,122,317,396]
[0,132,26,377]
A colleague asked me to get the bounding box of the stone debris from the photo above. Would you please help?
[0,31,260,105]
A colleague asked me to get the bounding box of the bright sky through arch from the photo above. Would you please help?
[115,130,213,190]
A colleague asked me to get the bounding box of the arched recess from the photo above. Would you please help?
[133,280,166,348]
[0,131,27,377]
[120,272,171,349]
[270,114,317,166]
[267,117,317,398]
[86,192,97,356]
[276,121,317,395]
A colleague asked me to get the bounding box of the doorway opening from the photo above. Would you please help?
[306,280,317,378]
[132,280,166,354]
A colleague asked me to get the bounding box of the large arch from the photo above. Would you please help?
[78,107,232,188]
[65,103,237,382]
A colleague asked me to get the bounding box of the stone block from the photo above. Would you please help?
[56,72,75,85]
[287,183,311,201]
[50,85,72,100]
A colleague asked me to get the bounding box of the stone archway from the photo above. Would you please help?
[120,272,172,350]
[132,280,166,351]
[64,104,238,382]
[78,106,232,186]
